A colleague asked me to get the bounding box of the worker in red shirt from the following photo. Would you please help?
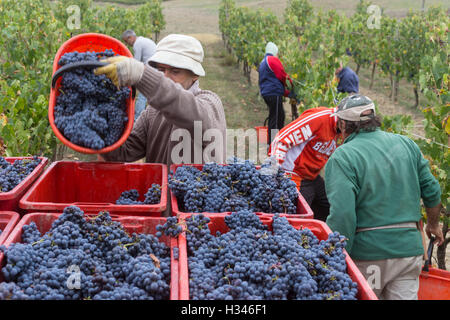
[258,42,296,144]
[269,106,340,221]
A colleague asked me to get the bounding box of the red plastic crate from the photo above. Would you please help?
[419,267,450,300]
[49,33,135,155]
[19,161,167,216]
[0,212,20,245]
[0,211,178,300]
[177,213,378,300]
[170,163,314,219]
[0,157,49,213]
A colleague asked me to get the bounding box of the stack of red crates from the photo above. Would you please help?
[11,160,450,301]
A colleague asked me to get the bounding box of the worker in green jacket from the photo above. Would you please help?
[324,94,444,300]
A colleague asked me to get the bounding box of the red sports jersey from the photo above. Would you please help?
[269,107,339,185]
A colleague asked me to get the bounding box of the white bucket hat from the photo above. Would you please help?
[147,34,205,76]
[265,42,278,56]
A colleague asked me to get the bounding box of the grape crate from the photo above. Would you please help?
[181,211,359,300]
[169,158,300,214]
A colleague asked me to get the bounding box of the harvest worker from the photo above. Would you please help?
[258,42,296,144]
[269,106,340,222]
[324,94,444,300]
[95,33,227,167]
[121,30,157,120]
[335,63,359,94]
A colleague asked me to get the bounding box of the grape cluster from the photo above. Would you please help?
[0,156,41,193]
[169,158,299,214]
[54,50,130,150]
[115,189,141,205]
[156,216,182,238]
[184,211,358,300]
[0,206,171,300]
[115,184,161,205]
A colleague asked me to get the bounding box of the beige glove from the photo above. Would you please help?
[94,56,145,88]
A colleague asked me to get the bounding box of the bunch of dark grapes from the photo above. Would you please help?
[143,184,162,204]
[115,184,161,205]
[184,211,358,300]
[54,50,130,150]
[0,205,171,300]
[0,156,41,193]
[156,216,182,238]
[168,157,299,214]
[115,189,141,205]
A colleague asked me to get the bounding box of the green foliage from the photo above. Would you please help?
[284,0,313,37]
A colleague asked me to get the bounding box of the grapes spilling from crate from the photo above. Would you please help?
[53,50,130,150]
[183,211,358,300]
[0,156,41,193]
[115,184,162,205]
[169,158,299,214]
[0,206,171,300]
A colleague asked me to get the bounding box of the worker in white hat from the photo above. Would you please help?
[95,34,226,169]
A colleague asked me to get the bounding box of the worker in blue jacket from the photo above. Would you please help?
[335,64,359,94]
[258,42,295,144]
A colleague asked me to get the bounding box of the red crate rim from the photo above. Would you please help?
[0,211,20,245]
[0,157,49,201]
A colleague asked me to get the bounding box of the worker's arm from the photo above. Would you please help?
[425,203,444,246]
[411,138,444,246]
[266,56,292,97]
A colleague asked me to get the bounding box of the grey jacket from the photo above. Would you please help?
[102,65,227,167]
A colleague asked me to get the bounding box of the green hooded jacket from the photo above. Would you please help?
[324,128,441,261]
